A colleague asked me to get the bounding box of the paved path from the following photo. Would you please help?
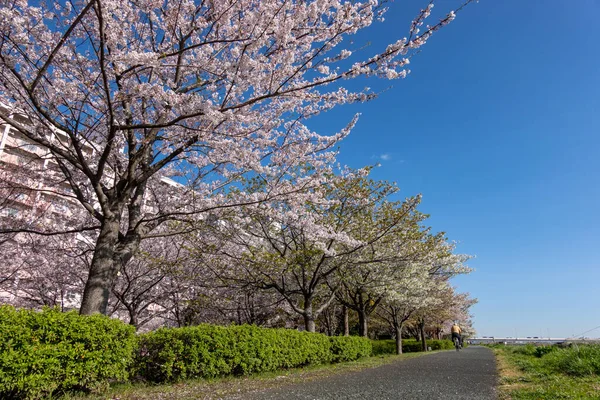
[239,346,497,400]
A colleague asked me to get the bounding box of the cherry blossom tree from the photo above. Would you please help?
[401,281,476,350]
[421,287,477,340]
[334,196,429,338]
[377,269,448,354]
[206,172,423,332]
[337,227,471,338]
[0,232,91,310]
[0,0,475,315]
[315,302,345,336]
[327,175,472,339]
[143,215,294,328]
[106,234,192,329]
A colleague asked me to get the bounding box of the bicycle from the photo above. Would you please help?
[453,336,462,351]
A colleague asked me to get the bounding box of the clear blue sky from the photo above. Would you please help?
[310,0,600,338]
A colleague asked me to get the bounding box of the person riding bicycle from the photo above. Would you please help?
[451,322,463,347]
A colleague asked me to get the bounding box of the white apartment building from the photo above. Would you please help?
[0,104,94,308]
[0,105,90,223]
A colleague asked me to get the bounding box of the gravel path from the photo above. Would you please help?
[237,346,497,400]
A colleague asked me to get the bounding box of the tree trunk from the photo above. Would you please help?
[128,308,138,328]
[342,305,349,336]
[324,311,333,336]
[304,301,316,332]
[358,309,368,337]
[79,218,120,315]
[395,322,403,355]
[420,320,427,351]
[304,314,316,332]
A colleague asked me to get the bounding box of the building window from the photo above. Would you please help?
[22,143,39,153]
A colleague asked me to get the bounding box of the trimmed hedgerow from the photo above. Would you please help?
[1,306,373,395]
[402,339,424,353]
[0,306,137,399]
[429,339,455,350]
[135,324,372,382]
[371,339,397,355]
[402,339,454,352]
[330,336,372,362]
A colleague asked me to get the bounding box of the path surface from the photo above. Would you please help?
[237,346,497,400]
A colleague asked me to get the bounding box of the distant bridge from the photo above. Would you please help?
[470,337,600,345]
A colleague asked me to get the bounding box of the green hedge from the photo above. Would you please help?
[330,336,372,362]
[0,306,137,399]
[1,306,373,394]
[136,325,372,382]
[372,339,397,355]
[430,339,456,350]
[372,339,455,355]
[402,339,425,353]
[403,339,455,351]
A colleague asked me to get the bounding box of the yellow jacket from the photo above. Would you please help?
[451,324,461,334]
